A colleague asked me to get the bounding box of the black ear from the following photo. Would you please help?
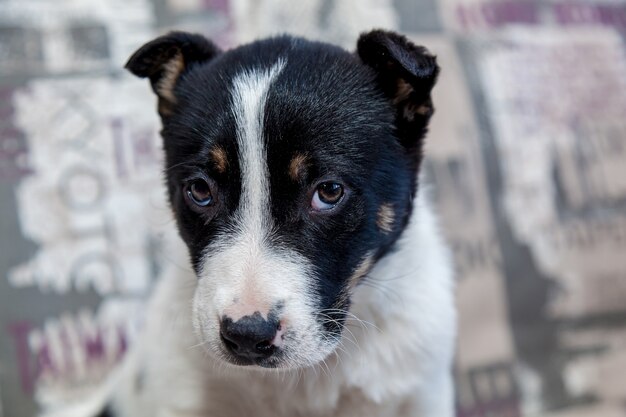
[357,30,439,147]
[125,31,221,117]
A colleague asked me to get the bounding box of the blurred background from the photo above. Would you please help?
[1,0,626,416]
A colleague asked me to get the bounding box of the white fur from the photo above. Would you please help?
[42,187,456,417]
[230,59,284,238]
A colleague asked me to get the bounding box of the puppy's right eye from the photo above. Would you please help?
[311,182,344,211]
[184,179,214,208]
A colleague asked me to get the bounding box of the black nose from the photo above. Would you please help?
[220,313,279,361]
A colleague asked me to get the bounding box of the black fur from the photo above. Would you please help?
[358,29,440,197]
[95,405,115,417]
[125,31,221,115]
[125,31,221,87]
[125,30,438,341]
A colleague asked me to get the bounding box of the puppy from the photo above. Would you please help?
[47,29,456,417]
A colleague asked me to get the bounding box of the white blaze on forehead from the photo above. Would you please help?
[231,59,286,237]
[198,59,294,318]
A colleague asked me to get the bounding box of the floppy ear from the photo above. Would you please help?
[125,31,221,117]
[357,30,439,148]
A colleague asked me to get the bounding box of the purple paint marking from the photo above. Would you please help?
[35,342,57,378]
[481,1,538,26]
[203,0,229,12]
[8,322,35,393]
[598,4,626,28]
[111,117,127,179]
[8,319,134,394]
[59,325,74,373]
[132,128,157,168]
[116,325,128,360]
[0,86,31,180]
[456,0,539,29]
[491,1,626,29]
[84,328,106,364]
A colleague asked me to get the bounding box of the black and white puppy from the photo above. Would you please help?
[47,30,456,417]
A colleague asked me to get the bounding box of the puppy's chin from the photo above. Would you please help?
[218,345,340,371]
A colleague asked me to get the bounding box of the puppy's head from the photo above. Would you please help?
[126,30,438,369]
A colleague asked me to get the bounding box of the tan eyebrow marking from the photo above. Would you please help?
[332,252,376,311]
[288,153,309,181]
[210,146,228,173]
[376,203,395,233]
[348,253,375,289]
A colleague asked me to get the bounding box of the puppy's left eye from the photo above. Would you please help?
[311,182,344,211]
[185,179,214,208]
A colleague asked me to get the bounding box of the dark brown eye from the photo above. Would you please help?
[186,179,213,207]
[311,182,344,211]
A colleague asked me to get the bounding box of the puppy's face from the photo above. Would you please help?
[127,31,438,369]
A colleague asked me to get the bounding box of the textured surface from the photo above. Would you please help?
[1,0,625,416]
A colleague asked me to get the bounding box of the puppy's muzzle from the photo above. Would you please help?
[220,312,281,361]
